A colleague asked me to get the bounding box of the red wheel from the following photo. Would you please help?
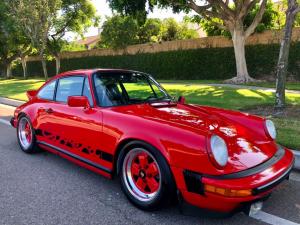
[119,141,176,211]
[18,117,33,150]
[123,148,161,202]
[17,116,39,153]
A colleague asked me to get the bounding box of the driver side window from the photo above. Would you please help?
[56,76,84,103]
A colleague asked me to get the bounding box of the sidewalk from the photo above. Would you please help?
[0,97,25,107]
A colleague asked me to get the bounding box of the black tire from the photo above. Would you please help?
[17,115,40,154]
[117,141,176,211]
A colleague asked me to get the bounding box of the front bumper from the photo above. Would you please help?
[172,146,294,213]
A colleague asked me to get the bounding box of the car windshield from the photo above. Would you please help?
[93,72,171,107]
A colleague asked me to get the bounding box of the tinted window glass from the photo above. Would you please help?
[83,78,93,106]
[93,72,170,107]
[56,76,84,103]
[38,80,56,100]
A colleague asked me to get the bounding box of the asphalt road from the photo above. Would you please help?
[0,103,299,225]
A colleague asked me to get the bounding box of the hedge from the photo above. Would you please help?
[12,43,300,80]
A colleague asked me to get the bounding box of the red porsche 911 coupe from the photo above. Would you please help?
[11,69,294,215]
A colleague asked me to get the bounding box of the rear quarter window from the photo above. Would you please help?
[37,80,56,100]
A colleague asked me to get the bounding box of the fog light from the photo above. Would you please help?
[248,201,263,216]
[204,184,252,197]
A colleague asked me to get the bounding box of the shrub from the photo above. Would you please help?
[12,42,300,80]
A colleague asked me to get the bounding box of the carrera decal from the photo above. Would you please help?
[35,129,113,163]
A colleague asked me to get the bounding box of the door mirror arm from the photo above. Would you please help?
[178,96,186,104]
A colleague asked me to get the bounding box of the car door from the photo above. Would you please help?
[34,78,59,145]
[39,75,112,170]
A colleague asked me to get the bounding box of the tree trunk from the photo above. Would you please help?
[6,63,12,79]
[21,57,28,79]
[41,55,48,80]
[275,1,299,112]
[228,28,255,84]
[0,66,5,78]
[54,55,60,74]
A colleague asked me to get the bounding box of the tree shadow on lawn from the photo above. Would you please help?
[163,85,300,111]
[0,79,44,100]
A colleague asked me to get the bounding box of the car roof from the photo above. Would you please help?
[56,68,146,78]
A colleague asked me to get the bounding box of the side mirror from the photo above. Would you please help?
[26,90,38,100]
[67,96,90,108]
[178,96,186,104]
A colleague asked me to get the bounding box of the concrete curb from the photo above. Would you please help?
[0,97,25,107]
[0,96,299,171]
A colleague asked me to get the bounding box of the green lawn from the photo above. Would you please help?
[162,84,300,110]
[0,79,45,101]
[159,80,222,85]
[0,79,299,149]
[272,117,300,150]
[160,80,300,91]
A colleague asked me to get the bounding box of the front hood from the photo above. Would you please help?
[112,103,277,172]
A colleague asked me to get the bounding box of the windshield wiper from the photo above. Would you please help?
[144,96,173,103]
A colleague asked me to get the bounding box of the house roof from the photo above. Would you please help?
[76,35,100,46]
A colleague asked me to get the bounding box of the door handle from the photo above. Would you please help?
[45,108,54,114]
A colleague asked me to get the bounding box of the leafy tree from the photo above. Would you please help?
[99,15,140,49]
[275,0,300,112]
[48,0,99,74]
[199,1,279,37]
[11,0,98,77]
[138,18,162,43]
[276,0,300,27]
[245,1,279,31]
[107,0,270,84]
[174,19,199,40]
[159,18,199,41]
[0,1,31,78]
[296,12,300,25]
[160,18,181,41]
[61,42,86,52]
[99,16,199,48]
[11,0,61,80]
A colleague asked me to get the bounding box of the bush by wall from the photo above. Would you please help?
[12,43,300,80]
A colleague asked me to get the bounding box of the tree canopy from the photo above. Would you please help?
[0,1,30,78]
[106,0,270,83]
[9,0,99,77]
[197,1,281,37]
[99,16,199,49]
[48,0,99,73]
[99,15,140,49]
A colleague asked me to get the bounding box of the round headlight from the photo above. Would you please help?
[210,135,228,167]
[265,119,276,139]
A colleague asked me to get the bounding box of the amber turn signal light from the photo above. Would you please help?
[204,184,252,197]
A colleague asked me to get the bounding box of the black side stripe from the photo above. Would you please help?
[37,141,112,174]
[35,128,114,163]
